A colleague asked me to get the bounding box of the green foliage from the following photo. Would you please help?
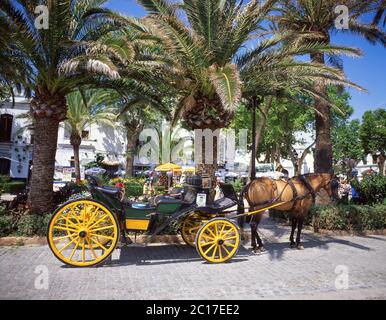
[230,179,243,193]
[332,119,363,172]
[84,153,105,169]
[351,175,386,204]
[109,177,146,197]
[311,204,386,231]
[0,205,51,237]
[360,109,386,159]
[15,214,51,237]
[0,211,12,236]
[0,175,11,184]
[0,181,25,194]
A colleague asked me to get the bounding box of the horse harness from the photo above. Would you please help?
[244,175,317,211]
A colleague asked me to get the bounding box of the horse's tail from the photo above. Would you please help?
[237,182,251,228]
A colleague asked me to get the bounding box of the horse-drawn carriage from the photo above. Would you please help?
[47,175,247,267]
[47,172,335,267]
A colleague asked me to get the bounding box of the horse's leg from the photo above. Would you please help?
[251,214,265,254]
[250,216,257,250]
[296,217,304,250]
[289,217,297,248]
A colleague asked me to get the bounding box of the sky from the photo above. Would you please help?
[106,0,386,121]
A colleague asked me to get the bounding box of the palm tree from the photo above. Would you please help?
[0,0,127,212]
[138,0,279,190]
[65,90,116,183]
[373,0,385,27]
[279,0,386,173]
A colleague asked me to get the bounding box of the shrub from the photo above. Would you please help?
[351,175,386,205]
[0,175,11,184]
[53,182,88,205]
[310,204,386,231]
[109,177,146,197]
[15,214,51,237]
[0,215,13,236]
[0,181,25,194]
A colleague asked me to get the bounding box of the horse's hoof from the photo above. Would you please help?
[296,244,305,250]
[290,243,296,249]
[254,247,267,255]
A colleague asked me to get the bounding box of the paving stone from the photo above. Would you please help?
[0,216,385,299]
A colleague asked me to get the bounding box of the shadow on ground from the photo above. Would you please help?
[253,217,374,261]
[103,244,251,267]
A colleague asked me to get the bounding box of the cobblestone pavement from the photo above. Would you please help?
[1,216,385,300]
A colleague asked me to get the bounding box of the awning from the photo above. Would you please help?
[155,163,182,173]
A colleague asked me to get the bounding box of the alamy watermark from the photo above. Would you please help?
[135,125,249,167]
[34,5,49,30]
[335,5,349,30]
[334,265,349,290]
[34,265,49,290]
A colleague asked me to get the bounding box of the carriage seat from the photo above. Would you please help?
[197,183,238,213]
[95,186,121,196]
[197,197,237,213]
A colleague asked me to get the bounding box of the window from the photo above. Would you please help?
[0,114,13,142]
[81,130,90,140]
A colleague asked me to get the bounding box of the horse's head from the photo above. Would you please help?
[319,173,339,201]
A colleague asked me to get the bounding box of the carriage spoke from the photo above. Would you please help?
[223,241,236,248]
[221,244,230,255]
[211,246,218,259]
[223,235,237,240]
[82,241,86,262]
[90,237,108,251]
[69,238,81,261]
[88,215,110,229]
[58,236,78,253]
[218,246,223,260]
[86,209,99,227]
[204,243,216,255]
[53,225,78,232]
[89,233,115,241]
[90,225,114,232]
[86,238,98,260]
[53,233,77,241]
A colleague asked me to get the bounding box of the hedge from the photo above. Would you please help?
[270,204,386,232]
[311,204,386,232]
[0,206,51,237]
[0,181,25,194]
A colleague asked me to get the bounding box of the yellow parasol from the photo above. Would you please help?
[182,167,195,173]
[155,163,182,173]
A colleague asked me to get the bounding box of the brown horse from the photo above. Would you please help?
[239,173,337,253]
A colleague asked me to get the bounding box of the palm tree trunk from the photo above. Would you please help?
[70,133,82,184]
[125,129,140,178]
[195,134,218,203]
[378,152,385,176]
[28,92,66,213]
[248,96,273,181]
[311,52,333,174]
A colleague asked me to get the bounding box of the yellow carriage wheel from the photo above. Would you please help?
[181,212,205,247]
[195,218,240,263]
[47,199,119,267]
